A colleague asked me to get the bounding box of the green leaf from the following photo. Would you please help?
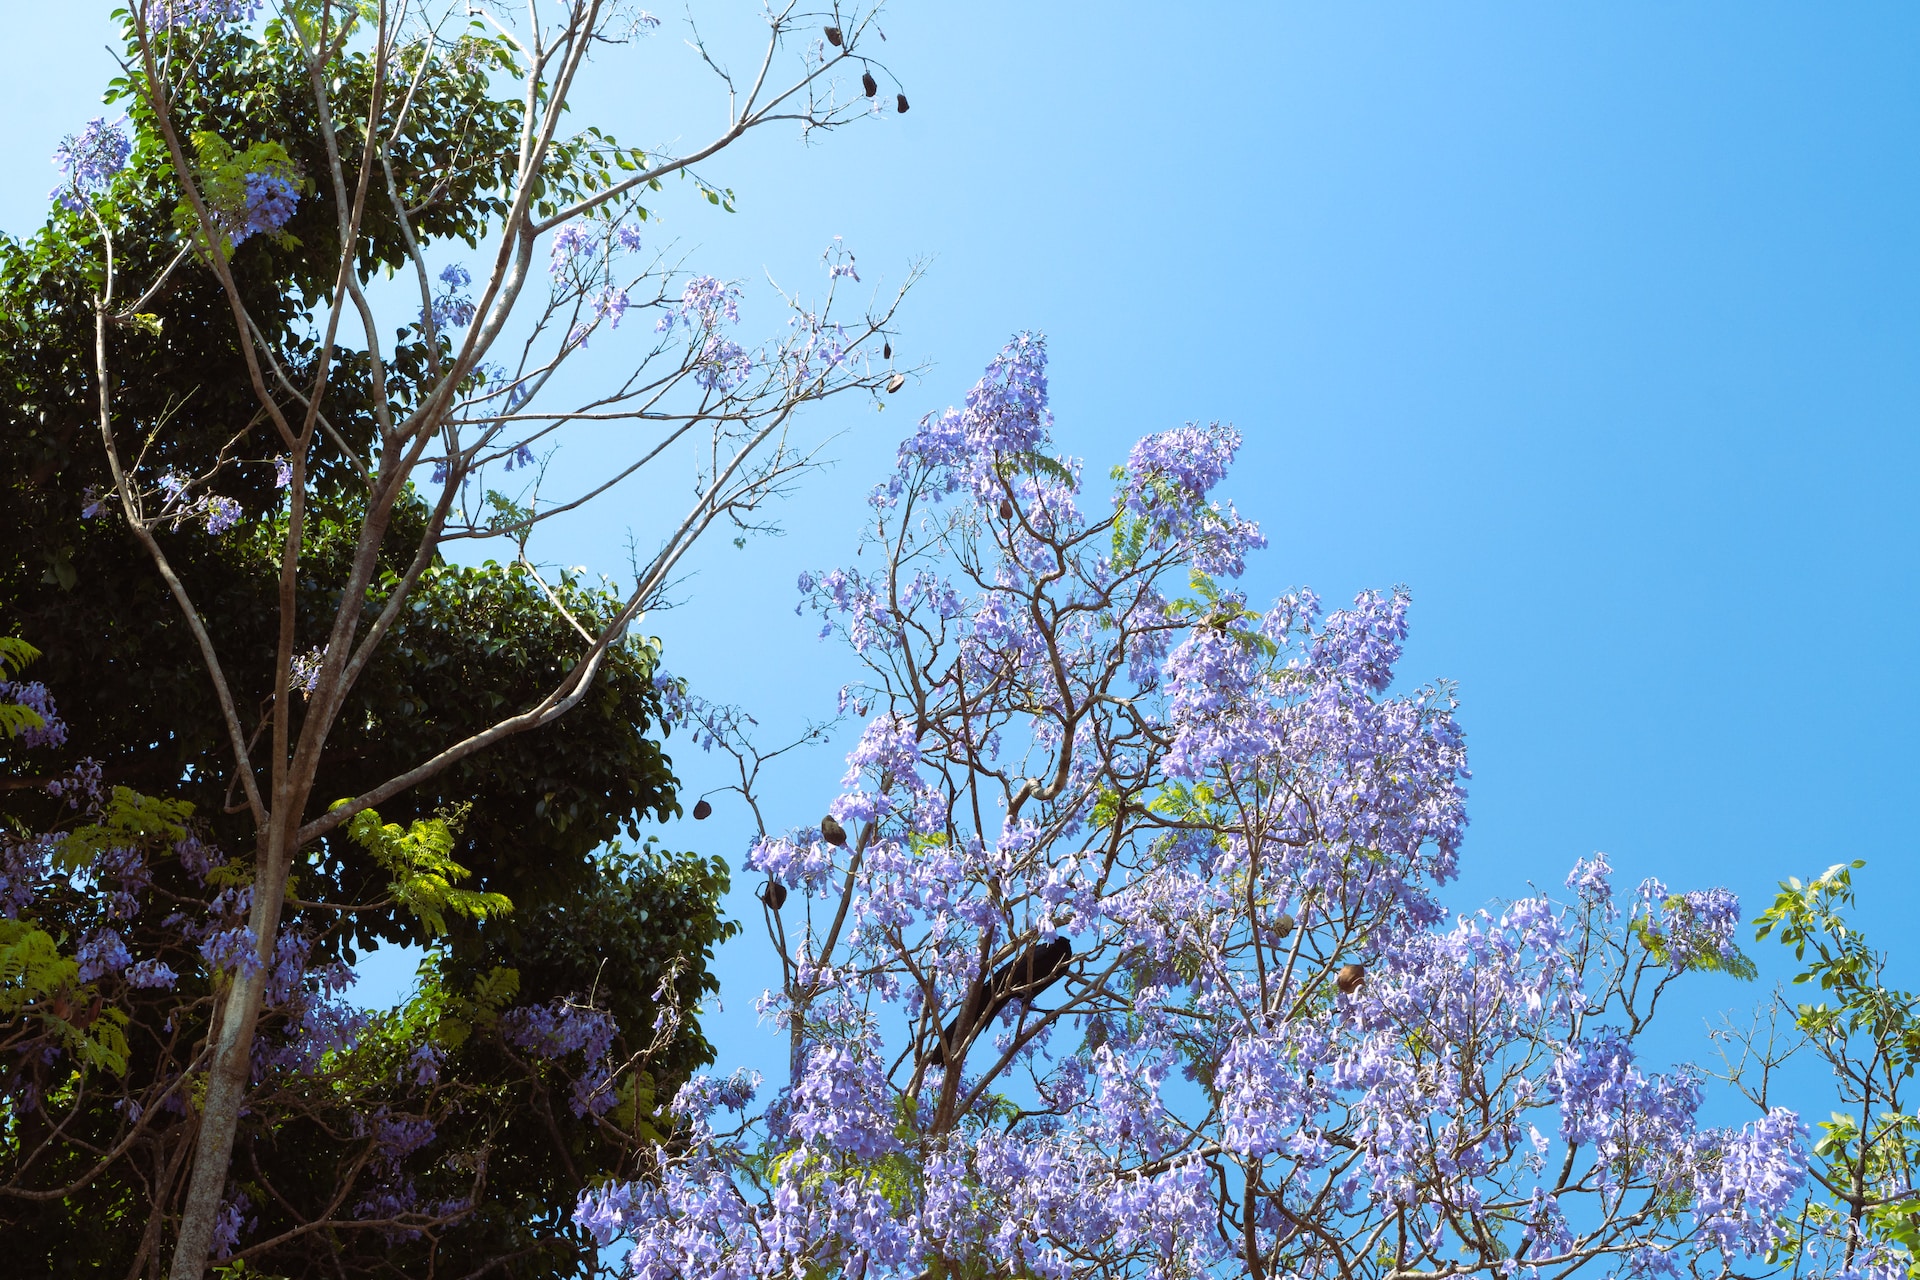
[344,803,514,937]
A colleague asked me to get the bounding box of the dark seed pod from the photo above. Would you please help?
[862,71,878,98]
[761,879,788,911]
[886,372,906,394]
[1273,911,1295,939]
[692,798,712,820]
[820,814,848,847]
[1336,962,1367,995]
[824,25,843,46]
[882,340,892,359]
[895,93,910,114]
[998,497,1014,521]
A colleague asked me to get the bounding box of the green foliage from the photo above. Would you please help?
[1757,862,1920,1276]
[1757,861,1919,1050]
[344,803,513,936]
[0,920,77,1023]
[0,919,133,1076]
[55,785,194,873]
[0,637,38,677]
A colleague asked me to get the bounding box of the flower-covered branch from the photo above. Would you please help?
[580,338,1813,1280]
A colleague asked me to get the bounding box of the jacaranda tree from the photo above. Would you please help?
[2,2,913,1276]
[573,336,1821,1279]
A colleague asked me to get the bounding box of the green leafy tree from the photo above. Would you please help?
[1717,863,1920,1280]
[2,1,911,1275]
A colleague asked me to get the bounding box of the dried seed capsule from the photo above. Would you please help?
[1274,911,1295,939]
[761,880,788,911]
[820,814,848,846]
[824,25,843,46]
[998,497,1014,521]
[886,372,906,394]
[896,93,910,114]
[863,71,878,98]
[1336,962,1366,995]
[692,798,712,820]
[882,340,892,359]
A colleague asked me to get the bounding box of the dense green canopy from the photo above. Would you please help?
[2,22,733,1277]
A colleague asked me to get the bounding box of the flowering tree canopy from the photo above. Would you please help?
[578,337,1822,1280]
[2,2,916,1276]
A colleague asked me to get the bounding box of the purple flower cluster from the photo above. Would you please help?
[50,117,130,211]
[203,494,242,534]
[125,958,179,990]
[502,999,619,1116]
[228,171,298,247]
[76,927,133,981]
[289,647,324,698]
[1,679,68,748]
[1690,1108,1809,1257]
[1552,1028,1704,1179]
[1121,421,1265,575]
[882,332,1052,508]
[422,263,476,331]
[0,836,50,919]
[147,0,262,30]
[594,285,631,328]
[154,471,248,536]
[209,1192,253,1261]
[576,1179,653,1249]
[658,276,752,391]
[1636,877,1744,970]
[199,922,262,978]
[787,1036,899,1159]
[549,225,595,276]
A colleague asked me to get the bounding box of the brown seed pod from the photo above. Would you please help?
[998,497,1014,521]
[862,71,878,98]
[886,372,906,394]
[692,798,712,820]
[895,93,910,114]
[1336,962,1367,995]
[824,25,843,46]
[1274,912,1295,939]
[761,879,788,911]
[820,814,848,847]
[882,340,892,359]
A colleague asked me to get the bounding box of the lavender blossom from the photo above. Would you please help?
[148,0,263,30]
[588,338,1807,1279]
[50,117,130,211]
[1,680,68,748]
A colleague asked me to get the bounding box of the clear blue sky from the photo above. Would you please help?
[8,5,1917,1091]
